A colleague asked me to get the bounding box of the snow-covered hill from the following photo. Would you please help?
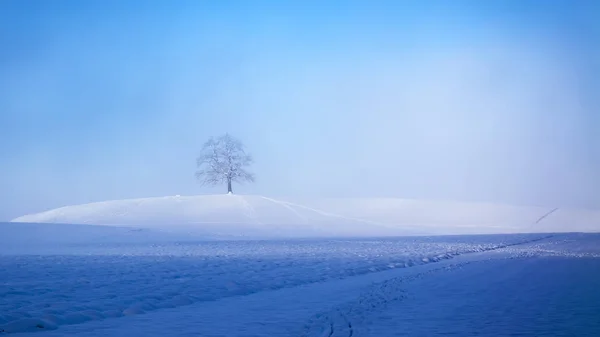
[10,194,600,237]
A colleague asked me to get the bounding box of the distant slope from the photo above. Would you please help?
[10,195,600,237]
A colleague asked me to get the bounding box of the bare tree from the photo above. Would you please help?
[195,133,255,194]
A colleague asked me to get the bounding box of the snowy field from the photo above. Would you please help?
[2,223,600,336]
[11,195,600,236]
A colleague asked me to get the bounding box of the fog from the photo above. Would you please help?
[0,0,598,220]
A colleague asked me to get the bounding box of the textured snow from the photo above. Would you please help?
[1,232,599,336]
[0,224,553,334]
[4,196,600,335]
[10,195,600,236]
[304,246,600,337]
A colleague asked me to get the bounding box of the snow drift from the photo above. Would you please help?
[10,195,600,237]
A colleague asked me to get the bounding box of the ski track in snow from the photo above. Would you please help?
[265,198,396,229]
[301,263,455,337]
[534,207,560,225]
[236,195,264,225]
[260,196,310,224]
[267,198,524,231]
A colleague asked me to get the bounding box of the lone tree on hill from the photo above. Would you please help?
[195,133,255,194]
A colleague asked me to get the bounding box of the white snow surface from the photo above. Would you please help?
[0,226,551,333]
[1,231,599,336]
[10,194,600,236]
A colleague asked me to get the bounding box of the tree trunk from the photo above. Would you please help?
[227,178,232,194]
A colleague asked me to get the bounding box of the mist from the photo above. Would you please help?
[1,0,599,221]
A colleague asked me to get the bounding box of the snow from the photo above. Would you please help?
[10,195,600,237]
[0,224,554,333]
[1,232,599,336]
[307,251,600,336]
[3,195,600,335]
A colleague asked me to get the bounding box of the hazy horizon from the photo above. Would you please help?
[1,0,599,221]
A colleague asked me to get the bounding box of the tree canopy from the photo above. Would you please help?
[195,134,254,194]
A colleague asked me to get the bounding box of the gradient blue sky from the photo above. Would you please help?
[1,0,599,220]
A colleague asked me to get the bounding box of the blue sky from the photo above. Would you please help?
[0,0,599,220]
